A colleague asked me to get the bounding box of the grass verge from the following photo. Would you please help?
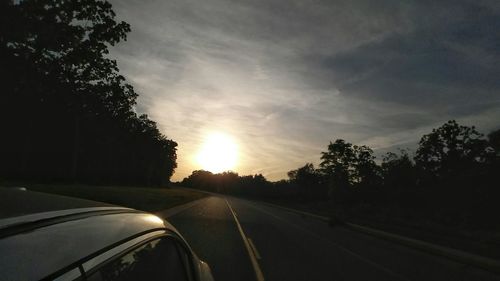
[11,183,207,213]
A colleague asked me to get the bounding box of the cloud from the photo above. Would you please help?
[109,0,500,181]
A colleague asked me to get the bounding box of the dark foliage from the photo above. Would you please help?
[287,163,326,200]
[181,171,283,199]
[415,120,493,181]
[381,149,417,190]
[316,121,498,229]
[184,121,499,231]
[488,128,500,153]
[0,0,177,186]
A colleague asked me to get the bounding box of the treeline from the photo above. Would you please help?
[0,0,177,186]
[182,171,274,197]
[182,120,500,230]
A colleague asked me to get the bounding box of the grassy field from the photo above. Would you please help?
[8,183,207,212]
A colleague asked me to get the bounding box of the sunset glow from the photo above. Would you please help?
[196,133,238,173]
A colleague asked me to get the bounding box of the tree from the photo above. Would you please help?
[415,120,492,180]
[319,140,356,190]
[381,149,417,189]
[352,145,382,187]
[287,163,326,200]
[181,170,273,196]
[182,170,215,191]
[488,128,500,153]
[0,0,177,186]
[215,171,239,193]
[320,140,381,186]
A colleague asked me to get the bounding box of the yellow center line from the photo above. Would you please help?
[225,198,265,281]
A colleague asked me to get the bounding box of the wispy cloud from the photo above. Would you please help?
[109,0,500,180]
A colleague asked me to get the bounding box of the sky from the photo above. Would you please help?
[108,0,500,181]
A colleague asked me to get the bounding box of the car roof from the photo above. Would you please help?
[0,188,180,281]
[0,187,117,219]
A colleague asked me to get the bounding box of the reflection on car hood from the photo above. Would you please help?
[0,212,170,281]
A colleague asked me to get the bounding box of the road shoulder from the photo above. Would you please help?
[255,200,500,275]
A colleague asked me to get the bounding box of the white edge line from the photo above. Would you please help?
[247,238,262,260]
[225,199,265,281]
[246,202,412,281]
[257,201,329,221]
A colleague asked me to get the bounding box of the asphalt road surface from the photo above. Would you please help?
[159,196,500,281]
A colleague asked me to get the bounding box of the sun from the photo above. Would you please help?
[196,133,238,173]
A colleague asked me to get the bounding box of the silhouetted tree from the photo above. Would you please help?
[415,120,492,182]
[319,140,355,203]
[183,122,499,231]
[352,145,382,188]
[412,121,497,228]
[215,171,239,193]
[487,128,500,181]
[381,149,417,189]
[181,170,275,197]
[0,0,177,186]
[488,128,500,153]
[319,140,382,207]
[287,163,326,200]
[182,170,215,191]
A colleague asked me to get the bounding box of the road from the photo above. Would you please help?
[158,196,500,281]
